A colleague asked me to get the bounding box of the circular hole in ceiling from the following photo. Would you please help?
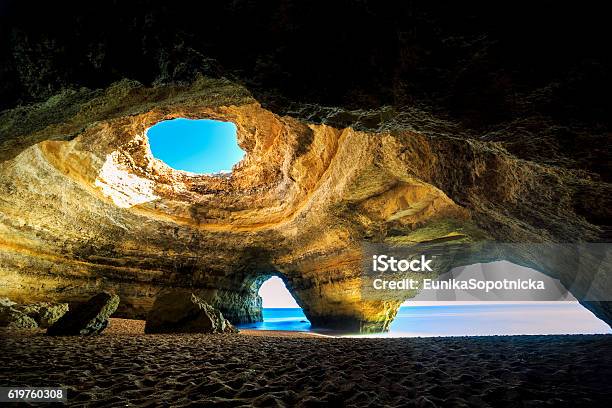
[146,118,245,175]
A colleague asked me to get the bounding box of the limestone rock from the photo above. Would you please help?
[0,298,68,329]
[145,290,238,334]
[20,302,69,328]
[47,292,119,336]
[0,305,38,329]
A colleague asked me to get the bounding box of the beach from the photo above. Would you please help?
[1,319,611,407]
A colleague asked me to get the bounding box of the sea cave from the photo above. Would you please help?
[0,1,611,406]
[1,98,609,332]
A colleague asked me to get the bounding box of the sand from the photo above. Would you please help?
[1,318,611,407]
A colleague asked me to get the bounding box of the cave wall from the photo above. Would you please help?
[0,1,610,331]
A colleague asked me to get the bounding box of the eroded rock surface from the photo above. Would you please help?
[21,302,69,328]
[0,78,609,332]
[0,298,68,329]
[0,304,38,329]
[145,290,237,334]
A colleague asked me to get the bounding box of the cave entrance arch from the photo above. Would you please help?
[382,261,612,337]
[238,274,311,331]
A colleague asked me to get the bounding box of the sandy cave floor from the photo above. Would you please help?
[1,319,611,407]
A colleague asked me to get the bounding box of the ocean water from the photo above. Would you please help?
[238,308,311,332]
[238,303,612,337]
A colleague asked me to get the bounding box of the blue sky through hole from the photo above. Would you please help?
[147,118,244,174]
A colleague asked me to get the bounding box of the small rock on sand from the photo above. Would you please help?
[0,304,38,329]
[20,302,69,328]
[0,298,69,329]
[47,292,119,336]
[145,289,238,334]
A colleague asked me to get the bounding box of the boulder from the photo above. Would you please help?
[145,290,238,334]
[0,298,69,329]
[47,292,120,336]
[0,305,38,329]
[20,302,69,328]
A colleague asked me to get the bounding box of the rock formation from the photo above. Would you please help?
[17,302,68,328]
[47,292,119,336]
[145,290,237,334]
[0,297,68,329]
[0,1,610,332]
[0,300,38,329]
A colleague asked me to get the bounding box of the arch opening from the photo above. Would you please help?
[372,261,612,337]
[146,118,244,174]
[238,276,311,331]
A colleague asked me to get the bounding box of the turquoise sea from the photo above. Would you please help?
[238,308,312,332]
[237,303,612,337]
